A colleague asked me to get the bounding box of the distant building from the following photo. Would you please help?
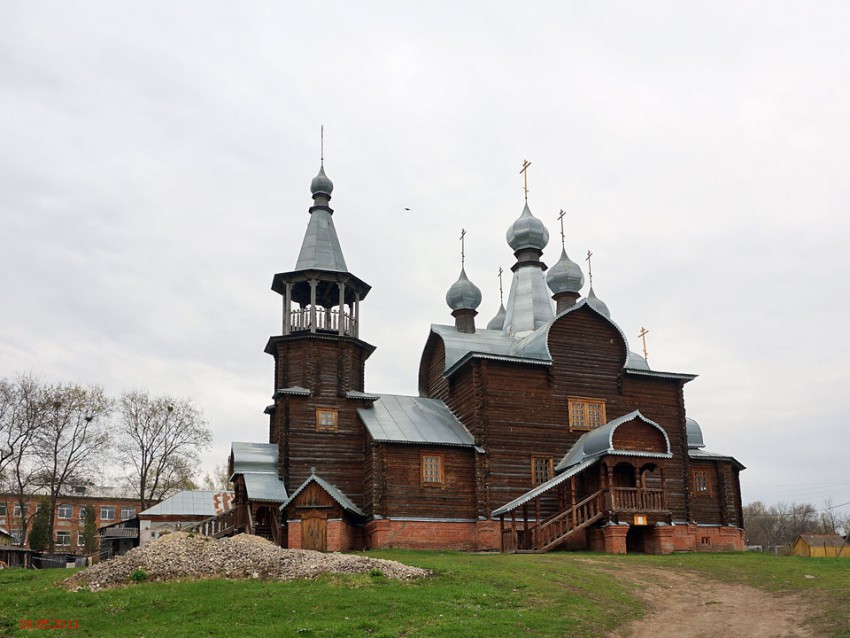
[792,534,848,558]
[138,490,233,545]
[0,486,143,555]
[226,163,745,554]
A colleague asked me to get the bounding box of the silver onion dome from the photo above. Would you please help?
[547,248,585,295]
[486,303,506,330]
[446,267,483,311]
[586,286,610,318]
[310,165,334,198]
[506,202,549,252]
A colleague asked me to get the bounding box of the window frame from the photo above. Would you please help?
[692,469,712,496]
[531,455,554,486]
[420,452,445,487]
[55,531,71,547]
[100,505,115,521]
[568,397,606,432]
[121,507,136,520]
[57,503,73,519]
[315,407,339,432]
[0,502,6,516]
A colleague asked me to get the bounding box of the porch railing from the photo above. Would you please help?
[534,489,605,551]
[183,507,238,539]
[290,307,353,335]
[610,487,665,511]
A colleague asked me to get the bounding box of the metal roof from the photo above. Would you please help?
[686,417,705,449]
[242,473,287,503]
[502,264,555,335]
[140,490,234,517]
[280,472,364,517]
[230,442,287,502]
[346,390,380,401]
[492,457,599,517]
[556,410,672,472]
[275,386,311,397]
[688,448,746,471]
[231,442,279,475]
[294,207,348,273]
[357,394,476,447]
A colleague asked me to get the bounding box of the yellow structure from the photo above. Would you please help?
[792,534,849,558]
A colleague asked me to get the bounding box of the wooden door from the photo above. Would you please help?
[301,510,327,551]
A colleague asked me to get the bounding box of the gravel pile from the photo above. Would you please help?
[63,533,429,591]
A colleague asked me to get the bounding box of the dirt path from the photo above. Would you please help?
[604,565,815,638]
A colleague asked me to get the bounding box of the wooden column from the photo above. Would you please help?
[309,280,317,333]
[337,282,346,335]
[354,292,360,337]
[634,463,642,510]
[570,476,577,529]
[284,282,292,335]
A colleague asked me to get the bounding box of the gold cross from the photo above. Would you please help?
[320,125,324,163]
[460,228,466,266]
[498,267,504,304]
[638,327,650,361]
[557,209,566,248]
[519,159,532,201]
[585,250,593,286]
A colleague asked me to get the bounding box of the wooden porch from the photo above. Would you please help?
[498,457,670,553]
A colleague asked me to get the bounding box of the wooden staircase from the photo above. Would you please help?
[534,489,605,551]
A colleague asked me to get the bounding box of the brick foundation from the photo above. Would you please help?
[363,519,502,551]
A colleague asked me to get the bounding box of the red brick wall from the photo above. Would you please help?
[363,519,502,551]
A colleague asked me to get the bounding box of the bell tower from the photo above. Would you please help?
[265,162,376,496]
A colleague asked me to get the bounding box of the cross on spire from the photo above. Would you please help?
[519,159,532,201]
[585,250,594,286]
[320,125,324,165]
[460,228,467,266]
[557,209,566,248]
[498,267,504,304]
[638,326,650,361]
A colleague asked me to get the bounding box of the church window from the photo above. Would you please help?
[531,456,554,486]
[568,397,606,431]
[316,408,339,432]
[692,470,711,495]
[421,453,444,485]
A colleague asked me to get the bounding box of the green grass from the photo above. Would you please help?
[0,551,847,637]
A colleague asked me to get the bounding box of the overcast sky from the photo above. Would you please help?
[2,2,849,516]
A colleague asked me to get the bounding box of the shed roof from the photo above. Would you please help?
[230,442,287,502]
[140,490,233,517]
[357,394,475,447]
[492,457,599,517]
[688,448,746,471]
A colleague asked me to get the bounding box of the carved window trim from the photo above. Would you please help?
[315,408,339,432]
[421,452,444,486]
[531,455,554,486]
[568,397,606,432]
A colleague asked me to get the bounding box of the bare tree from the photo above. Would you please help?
[116,390,212,511]
[1,375,45,546]
[34,382,111,551]
[201,463,231,491]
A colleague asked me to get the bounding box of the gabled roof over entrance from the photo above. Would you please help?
[279,472,364,517]
[357,394,476,447]
[491,457,600,517]
[556,410,672,472]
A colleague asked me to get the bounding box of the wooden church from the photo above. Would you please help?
[227,162,746,554]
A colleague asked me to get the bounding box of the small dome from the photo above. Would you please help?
[626,350,650,371]
[506,202,549,252]
[310,165,334,198]
[586,286,610,318]
[486,303,506,330]
[686,417,705,449]
[446,267,482,311]
[547,248,585,295]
